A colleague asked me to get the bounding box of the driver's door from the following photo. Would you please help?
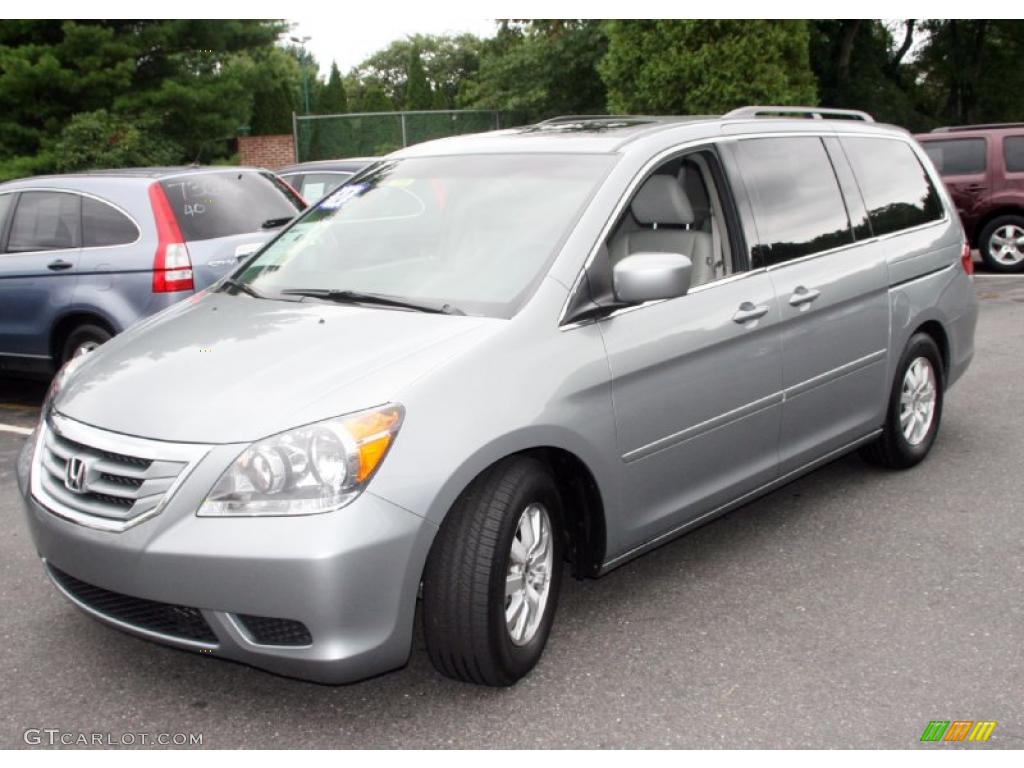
[596,146,784,553]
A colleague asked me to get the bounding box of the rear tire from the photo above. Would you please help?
[422,456,564,686]
[860,333,944,469]
[979,214,1024,273]
[60,324,112,366]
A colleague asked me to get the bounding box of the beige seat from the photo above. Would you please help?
[609,175,715,288]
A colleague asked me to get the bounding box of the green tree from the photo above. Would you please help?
[462,20,607,121]
[319,61,348,113]
[600,20,817,114]
[49,109,181,171]
[249,46,301,134]
[358,81,392,113]
[915,20,1024,127]
[350,33,482,109]
[809,20,925,129]
[0,20,286,175]
[308,62,351,161]
[405,46,432,110]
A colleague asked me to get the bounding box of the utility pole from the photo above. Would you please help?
[289,35,313,115]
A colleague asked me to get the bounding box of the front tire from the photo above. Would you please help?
[979,215,1024,273]
[422,456,564,686]
[860,333,944,469]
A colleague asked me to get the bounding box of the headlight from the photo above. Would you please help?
[198,404,404,517]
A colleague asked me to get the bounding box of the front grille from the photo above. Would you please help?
[32,416,202,530]
[49,566,217,644]
[236,614,312,646]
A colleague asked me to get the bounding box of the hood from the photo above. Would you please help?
[57,292,501,443]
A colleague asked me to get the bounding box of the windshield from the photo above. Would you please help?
[234,154,615,317]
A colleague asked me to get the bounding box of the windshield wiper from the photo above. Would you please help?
[218,278,266,299]
[261,217,293,229]
[280,288,464,315]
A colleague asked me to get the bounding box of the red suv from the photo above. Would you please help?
[916,123,1024,272]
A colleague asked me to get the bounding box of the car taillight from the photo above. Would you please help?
[148,183,194,293]
[961,240,974,277]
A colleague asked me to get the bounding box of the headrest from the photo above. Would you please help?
[631,174,695,226]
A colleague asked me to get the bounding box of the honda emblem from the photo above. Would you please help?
[65,456,88,494]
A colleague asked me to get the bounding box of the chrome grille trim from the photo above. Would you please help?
[30,413,210,532]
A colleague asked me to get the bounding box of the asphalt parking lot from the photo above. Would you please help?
[1,274,1022,749]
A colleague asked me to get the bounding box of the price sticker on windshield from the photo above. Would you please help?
[318,182,368,211]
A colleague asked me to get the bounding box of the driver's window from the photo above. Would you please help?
[606,149,734,290]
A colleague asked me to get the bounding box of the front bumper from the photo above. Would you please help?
[16,429,437,684]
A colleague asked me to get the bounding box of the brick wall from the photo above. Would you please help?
[237,134,295,169]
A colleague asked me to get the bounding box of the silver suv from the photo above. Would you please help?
[17,107,978,687]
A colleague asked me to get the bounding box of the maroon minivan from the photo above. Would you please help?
[916,124,1024,273]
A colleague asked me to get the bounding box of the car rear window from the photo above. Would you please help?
[921,138,987,175]
[83,197,139,247]
[841,137,945,237]
[1003,136,1024,173]
[159,171,303,242]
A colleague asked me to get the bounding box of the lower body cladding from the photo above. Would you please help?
[17,436,438,684]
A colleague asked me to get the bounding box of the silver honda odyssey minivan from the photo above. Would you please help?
[17,107,978,687]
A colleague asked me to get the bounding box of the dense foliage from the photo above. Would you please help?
[2,19,1024,178]
[601,20,817,114]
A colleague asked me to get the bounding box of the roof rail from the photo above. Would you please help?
[537,115,661,125]
[723,106,874,123]
[931,122,1024,133]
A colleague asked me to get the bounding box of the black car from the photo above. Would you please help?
[277,158,377,202]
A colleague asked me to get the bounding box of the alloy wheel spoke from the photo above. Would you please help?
[510,536,527,566]
[527,508,543,556]
[513,594,531,640]
[519,515,535,554]
[506,571,522,598]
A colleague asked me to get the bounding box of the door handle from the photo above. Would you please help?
[732,301,770,324]
[47,259,74,271]
[788,286,821,307]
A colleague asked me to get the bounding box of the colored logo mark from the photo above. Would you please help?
[920,720,997,742]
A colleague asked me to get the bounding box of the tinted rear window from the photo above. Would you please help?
[83,197,139,247]
[1003,136,1024,172]
[159,171,303,241]
[921,138,987,175]
[735,136,853,265]
[842,138,944,237]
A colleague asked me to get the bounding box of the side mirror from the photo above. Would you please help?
[612,252,692,304]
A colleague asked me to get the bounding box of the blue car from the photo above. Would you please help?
[0,167,305,375]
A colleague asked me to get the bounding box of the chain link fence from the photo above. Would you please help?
[293,110,529,162]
